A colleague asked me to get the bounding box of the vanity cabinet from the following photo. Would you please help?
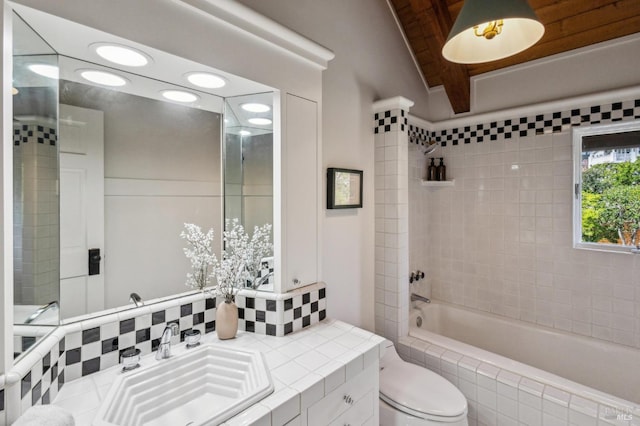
[307,362,378,426]
[280,94,319,292]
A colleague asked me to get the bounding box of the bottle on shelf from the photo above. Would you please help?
[427,158,437,181]
[436,157,446,181]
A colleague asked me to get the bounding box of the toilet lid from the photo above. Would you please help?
[380,360,467,418]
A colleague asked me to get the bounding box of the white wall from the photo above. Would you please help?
[237,0,429,330]
[427,34,640,121]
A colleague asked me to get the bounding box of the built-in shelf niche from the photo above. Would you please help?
[421,179,455,187]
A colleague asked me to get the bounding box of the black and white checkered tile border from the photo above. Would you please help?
[62,298,217,384]
[5,283,327,420]
[374,109,407,134]
[408,124,430,146]
[236,286,327,337]
[13,124,57,146]
[18,339,65,411]
[6,296,217,421]
[433,98,640,147]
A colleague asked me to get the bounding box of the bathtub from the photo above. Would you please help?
[404,301,639,423]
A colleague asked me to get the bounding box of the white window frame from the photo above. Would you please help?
[572,120,640,253]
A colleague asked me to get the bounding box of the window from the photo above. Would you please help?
[573,121,640,253]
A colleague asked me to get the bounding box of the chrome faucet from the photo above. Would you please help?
[155,323,179,360]
[410,293,431,304]
[252,271,274,289]
[24,301,59,324]
[129,292,143,307]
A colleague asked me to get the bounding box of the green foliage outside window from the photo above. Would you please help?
[581,160,640,245]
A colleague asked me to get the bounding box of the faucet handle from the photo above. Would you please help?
[167,322,179,336]
[121,348,141,372]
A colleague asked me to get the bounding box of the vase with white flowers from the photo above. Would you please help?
[181,219,273,339]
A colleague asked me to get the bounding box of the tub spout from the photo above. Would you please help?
[411,293,430,303]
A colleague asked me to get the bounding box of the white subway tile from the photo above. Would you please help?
[477,403,497,425]
[498,393,519,419]
[497,370,521,388]
[519,377,545,398]
[570,408,598,426]
[543,386,571,407]
[458,377,477,403]
[543,399,568,423]
[497,413,519,426]
[519,401,542,426]
[477,386,497,411]
[570,395,599,418]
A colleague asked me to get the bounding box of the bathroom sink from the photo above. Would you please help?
[93,344,274,426]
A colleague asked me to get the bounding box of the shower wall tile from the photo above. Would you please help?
[13,123,59,307]
[408,95,640,349]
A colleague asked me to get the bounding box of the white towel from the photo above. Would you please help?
[13,405,75,426]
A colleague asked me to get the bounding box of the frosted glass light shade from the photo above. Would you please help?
[79,70,127,87]
[28,64,59,79]
[161,90,198,103]
[442,0,544,64]
[94,44,150,67]
[248,118,272,125]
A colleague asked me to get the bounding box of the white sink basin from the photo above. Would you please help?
[93,344,274,426]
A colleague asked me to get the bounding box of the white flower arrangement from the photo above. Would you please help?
[181,219,273,302]
[243,222,273,289]
[180,223,216,291]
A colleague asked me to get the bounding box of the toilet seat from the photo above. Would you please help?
[380,360,467,422]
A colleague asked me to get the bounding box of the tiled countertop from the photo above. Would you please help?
[51,318,384,425]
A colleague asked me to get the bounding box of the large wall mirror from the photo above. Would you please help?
[10,5,276,361]
[224,94,274,291]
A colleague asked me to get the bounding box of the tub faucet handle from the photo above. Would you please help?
[410,270,425,284]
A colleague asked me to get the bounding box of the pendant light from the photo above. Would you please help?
[442,0,544,64]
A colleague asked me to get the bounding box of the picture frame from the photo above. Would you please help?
[327,168,363,209]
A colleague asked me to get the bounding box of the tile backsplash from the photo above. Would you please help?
[408,96,640,349]
[1,283,326,424]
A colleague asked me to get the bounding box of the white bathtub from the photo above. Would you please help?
[409,301,640,408]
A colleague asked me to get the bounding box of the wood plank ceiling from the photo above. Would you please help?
[389,0,640,114]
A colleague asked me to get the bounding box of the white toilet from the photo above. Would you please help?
[379,340,469,426]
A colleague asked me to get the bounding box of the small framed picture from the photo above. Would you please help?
[327,168,363,209]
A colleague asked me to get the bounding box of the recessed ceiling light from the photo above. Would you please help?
[248,118,272,125]
[93,43,151,67]
[186,72,226,89]
[161,90,199,103]
[79,69,128,87]
[241,103,270,113]
[28,64,59,79]
[239,130,251,136]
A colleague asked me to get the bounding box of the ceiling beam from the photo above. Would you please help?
[409,0,471,114]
